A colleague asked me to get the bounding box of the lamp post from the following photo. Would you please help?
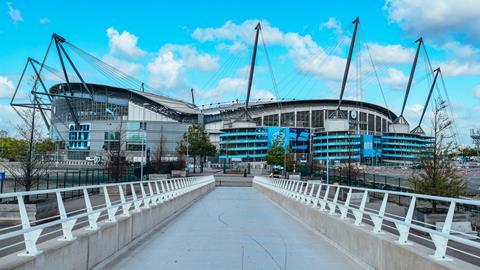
[326,131,330,185]
[186,126,189,173]
[140,103,149,181]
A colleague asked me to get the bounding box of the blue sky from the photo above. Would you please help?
[0,0,479,145]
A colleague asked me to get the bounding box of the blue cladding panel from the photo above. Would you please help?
[362,134,374,157]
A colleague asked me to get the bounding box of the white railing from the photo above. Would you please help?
[0,175,214,257]
[254,176,480,262]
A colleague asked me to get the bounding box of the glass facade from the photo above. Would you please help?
[264,114,279,126]
[53,98,127,122]
[296,111,310,127]
[311,110,324,128]
[280,112,295,127]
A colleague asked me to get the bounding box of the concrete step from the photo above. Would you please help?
[214,175,253,187]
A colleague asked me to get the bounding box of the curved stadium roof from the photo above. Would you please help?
[49,83,198,115]
[50,83,397,121]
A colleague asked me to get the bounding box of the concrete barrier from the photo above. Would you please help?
[0,181,215,270]
[253,181,477,270]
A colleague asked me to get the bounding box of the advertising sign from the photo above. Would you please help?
[362,134,374,157]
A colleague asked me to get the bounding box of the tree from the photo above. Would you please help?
[409,99,465,212]
[0,109,51,202]
[177,125,216,173]
[106,120,129,181]
[265,134,294,172]
[266,134,285,167]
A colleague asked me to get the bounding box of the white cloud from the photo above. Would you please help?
[192,19,348,81]
[7,2,23,23]
[474,85,480,98]
[0,76,15,98]
[197,77,246,99]
[439,60,480,76]
[147,44,219,88]
[192,20,284,45]
[216,41,247,53]
[381,68,408,90]
[39,18,49,25]
[147,51,183,89]
[320,17,342,34]
[106,27,146,58]
[102,55,142,76]
[383,0,480,41]
[0,105,21,133]
[196,77,274,101]
[365,42,414,64]
[438,41,479,59]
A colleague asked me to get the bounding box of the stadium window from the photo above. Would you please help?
[281,112,295,127]
[382,118,387,132]
[311,110,324,128]
[296,111,310,127]
[368,114,375,132]
[264,114,279,126]
[375,116,381,132]
[359,112,367,131]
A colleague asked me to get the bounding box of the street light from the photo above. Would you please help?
[326,131,330,185]
[140,103,149,181]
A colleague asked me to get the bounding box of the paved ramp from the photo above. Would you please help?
[104,187,362,270]
[215,174,253,187]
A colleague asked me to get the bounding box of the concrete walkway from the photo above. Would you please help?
[103,187,362,270]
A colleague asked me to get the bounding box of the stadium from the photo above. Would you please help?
[13,21,440,169]
[47,82,431,166]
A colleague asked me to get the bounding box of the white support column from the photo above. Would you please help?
[83,189,100,230]
[352,190,368,226]
[56,192,76,241]
[308,183,315,204]
[160,181,167,200]
[302,183,310,202]
[339,188,352,220]
[148,182,157,205]
[154,182,162,203]
[140,183,150,209]
[103,186,118,222]
[312,183,322,208]
[130,183,142,212]
[17,195,43,256]
[370,192,389,234]
[430,201,456,260]
[328,186,340,215]
[395,196,416,245]
[119,185,131,216]
[319,185,330,211]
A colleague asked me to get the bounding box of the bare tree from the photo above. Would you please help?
[409,99,465,212]
[106,120,129,181]
[1,109,51,202]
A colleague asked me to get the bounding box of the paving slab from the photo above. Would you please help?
[103,187,363,270]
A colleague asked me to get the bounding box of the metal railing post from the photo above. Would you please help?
[83,188,100,230]
[56,191,76,241]
[17,195,42,256]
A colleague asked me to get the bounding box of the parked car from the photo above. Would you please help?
[86,156,102,164]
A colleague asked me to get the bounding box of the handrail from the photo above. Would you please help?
[253,176,480,262]
[0,175,214,257]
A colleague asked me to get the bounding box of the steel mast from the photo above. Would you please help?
[394,37,423,124]
[411,67,440,134]
[244,22,261,118]
[335,17,360,117]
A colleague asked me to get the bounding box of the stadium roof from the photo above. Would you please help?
[49,83,198,115]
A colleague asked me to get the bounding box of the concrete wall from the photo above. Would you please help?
[253,182,478,270]
[1,182,215,270]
